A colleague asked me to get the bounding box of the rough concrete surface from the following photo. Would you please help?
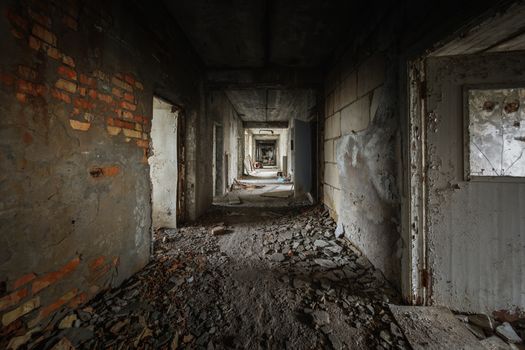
[19,206,410,349]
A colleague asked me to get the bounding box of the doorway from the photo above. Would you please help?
[404,3,525,313]
[149,97,179,230]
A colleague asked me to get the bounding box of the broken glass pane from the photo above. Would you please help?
[468,88,525,177]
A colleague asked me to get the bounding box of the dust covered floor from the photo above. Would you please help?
[35,206,409,349]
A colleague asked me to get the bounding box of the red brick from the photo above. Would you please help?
[79,87,86,96]
[136,139,149,148]
[62,55,75,67]
[107,117,134,130]
[38,288,78,320]
[62,15,78,31]
[68,292,87,308]
[32,257,80,294]
[124,74,135,85]
[120,101,136,111]
[115,108,134,120]
[32,23,56,46]
[47,46,61,60]
[89,256,105,271]
[111,77,132,92]
[79,74,96,88]
[74,98,94,110]
[16,93,27,103]
[51,88,71,104]
[98,93,113,105]
[88,89,97,100]
[123,92,134,102]
[18,65,37,81]
[6,9,28,31]
[17,79,46,96]
[12,273,36,290]
[0,72,15,86]
[102,166,120,177]
[0,288,28,312]
[58,66,77,81]
[111,87,123,98]
[28,9,52,28]
[55,79,77,94]
[28,35,41,51]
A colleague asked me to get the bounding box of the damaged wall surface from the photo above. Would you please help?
[426,52,525,314]
[149,98,178,230]
[0,0,205,333]
[320,0,511,292]
[207,90,243,195]
[323,51,401,284]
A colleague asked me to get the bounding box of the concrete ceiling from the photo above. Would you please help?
[430,2,525,56]
[225,89,316,122]
[163,0,355,68]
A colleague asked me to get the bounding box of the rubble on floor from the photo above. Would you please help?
[454,312,525,348]
[8,206,523,349]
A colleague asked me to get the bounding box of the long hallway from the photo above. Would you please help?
[1,0,525,349]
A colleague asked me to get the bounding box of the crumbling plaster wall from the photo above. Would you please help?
[0,0,206,337]
[426,52,525,314]
[149,99,178,230]
[321,0,507,289]
[207,90,243,194]
[323,51,401,284]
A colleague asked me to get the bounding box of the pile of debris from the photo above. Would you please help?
[9,205,522,349]
[454,312,524,348]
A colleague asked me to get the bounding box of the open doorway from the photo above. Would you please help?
[149,97,179,230]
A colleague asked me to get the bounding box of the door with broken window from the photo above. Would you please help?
[424,52,525,313]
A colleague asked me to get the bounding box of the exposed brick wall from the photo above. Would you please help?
[0,0,205,345]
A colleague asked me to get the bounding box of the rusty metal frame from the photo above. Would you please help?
[406,57,431,305]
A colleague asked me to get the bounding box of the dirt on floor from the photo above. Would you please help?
[24,206,410,350]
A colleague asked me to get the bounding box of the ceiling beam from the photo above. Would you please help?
[243,121,289,129]
[206,67,322,89]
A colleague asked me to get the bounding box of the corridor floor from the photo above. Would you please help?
[37,206,408,349]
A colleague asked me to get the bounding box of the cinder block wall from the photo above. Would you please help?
[322,49,401,284]
[0,0,205,340]
[320,0,504,290]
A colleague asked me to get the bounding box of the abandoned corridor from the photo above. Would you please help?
[1,0,525,349]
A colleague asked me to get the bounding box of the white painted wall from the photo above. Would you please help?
[149,98,178,229]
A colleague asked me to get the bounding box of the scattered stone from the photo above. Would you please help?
[50,337,75,350]
[183,334,194,343]
[59,315,78,329]
[7,327,40,350]
[210,226,226,235]
[480,335,512,350]
[314,259,337,269]
[14,206,402,350]
[268,253,285,262]
[496,322,522,343]
[455,314,469,323]
[468,313,495,333]
[328,333,343,350]
[312,310,330,326]
[390,322,403,338]
[334,222,345,238]
[466,323,486,339]
[313,239,330,248]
